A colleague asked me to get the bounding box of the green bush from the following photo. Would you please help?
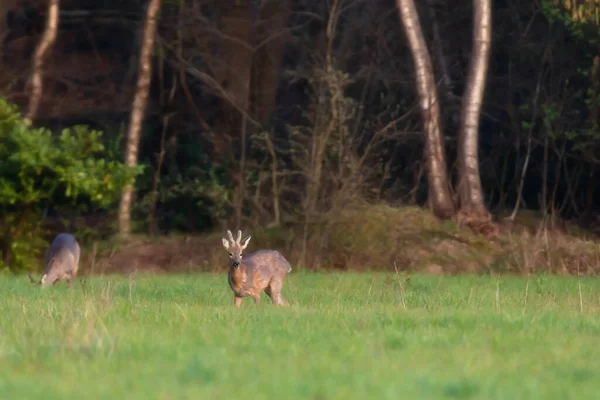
[0,99,141,273]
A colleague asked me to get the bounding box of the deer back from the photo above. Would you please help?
[44,233,80,279]
[244,250,292,276]
[46,233,80,266]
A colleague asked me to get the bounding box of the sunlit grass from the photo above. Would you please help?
[0,272,599,399]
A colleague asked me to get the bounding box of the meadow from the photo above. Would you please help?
[0,271,599,399]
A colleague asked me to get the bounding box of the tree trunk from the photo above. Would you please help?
[24,0,59,124]
[118,0,162,237]
[395,0,455,218]
[457,0,491,219]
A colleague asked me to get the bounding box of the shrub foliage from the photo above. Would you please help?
[0,99,141,273]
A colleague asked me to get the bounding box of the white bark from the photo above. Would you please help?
[119,0,162,237]
[457,0,491,216]
[25,0,60,124]
[395,0,454,218]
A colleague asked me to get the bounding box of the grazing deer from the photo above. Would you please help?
[28,233,81,288]
[221,229,292,307]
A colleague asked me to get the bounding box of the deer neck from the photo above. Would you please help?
[229,263,247,292]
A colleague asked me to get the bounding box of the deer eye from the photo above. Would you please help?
[228,253,232,256]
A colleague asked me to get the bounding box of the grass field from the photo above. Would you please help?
[0,271,599,399]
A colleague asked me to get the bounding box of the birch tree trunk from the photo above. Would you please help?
[119,0,162,237]
[24,0,60,124]
[457,0,491,218]
[395,0,455,218]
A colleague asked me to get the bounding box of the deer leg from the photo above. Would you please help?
[251,292,262,306]
[264,286,274,302]
[269,279,288,306]
[277,294,288,306]
[234,295,243,308]
[66,272,76,288]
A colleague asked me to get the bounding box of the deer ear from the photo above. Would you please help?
[221,238,230,250]
[241,235,251,250]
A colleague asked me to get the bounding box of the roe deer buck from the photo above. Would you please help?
[28,233,81,287]
[221,229,292,307]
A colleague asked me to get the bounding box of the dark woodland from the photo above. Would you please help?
[2,0,600,275]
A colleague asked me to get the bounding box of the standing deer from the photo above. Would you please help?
[28,233,81,287]
[222,229,292,307]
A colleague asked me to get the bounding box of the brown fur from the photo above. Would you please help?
[222,229,292,307]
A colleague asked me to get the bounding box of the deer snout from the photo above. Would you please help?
[40,274,51,288]
[232,261,240,268]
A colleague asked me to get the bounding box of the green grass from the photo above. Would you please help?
[1,272,600,399]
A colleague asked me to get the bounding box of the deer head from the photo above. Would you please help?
[27,271,52,287]
[221,229,251,268]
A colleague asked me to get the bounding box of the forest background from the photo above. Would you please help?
[1,0,600,276]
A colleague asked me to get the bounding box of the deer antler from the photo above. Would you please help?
[236,230,242,244]
[227,230,235,244]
